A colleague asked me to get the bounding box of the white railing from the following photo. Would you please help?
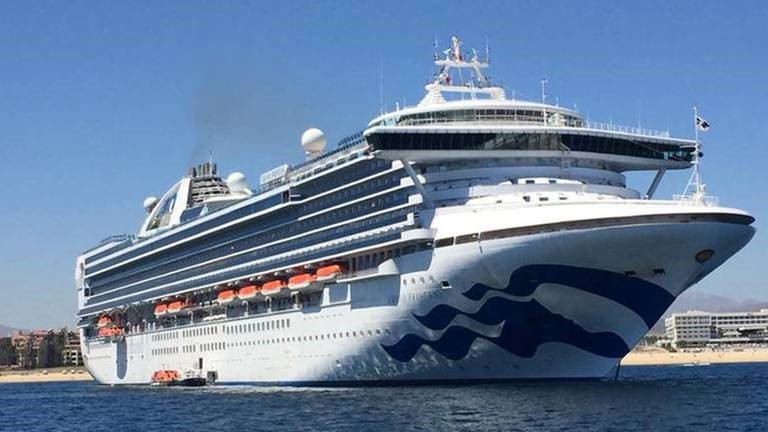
[586,121,671,138]
[672,194,720,207]
[387,115,673,139]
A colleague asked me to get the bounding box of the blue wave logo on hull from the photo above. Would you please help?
[382,264,674,363]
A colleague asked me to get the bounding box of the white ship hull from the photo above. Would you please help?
[81,203,754,385]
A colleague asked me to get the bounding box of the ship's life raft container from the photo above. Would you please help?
[288,273,317,290]
[217,289,238,304]
[238,285,260,300]
[316,264,345,282]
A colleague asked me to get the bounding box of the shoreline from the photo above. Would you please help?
[0,366,93,384]
[621,347,768,366]
[2,349,767,384]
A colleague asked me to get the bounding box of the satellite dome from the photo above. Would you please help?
[226,172,251,195]
[143,196,158,213]
[301,128,326,158]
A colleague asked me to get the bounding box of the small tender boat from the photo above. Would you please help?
[178,369,207,387]
[217,289,238,304]
[288,273,317,290]
[150,370,180,386]
[261,280,286,296]
[154,304,167,317]
[316,264,345,282]
[150,369,207,387]
[238,284,260,299]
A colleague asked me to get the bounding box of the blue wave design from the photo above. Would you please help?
[463,265,673,327]
[382,265,674,363]
[382,297,629,362]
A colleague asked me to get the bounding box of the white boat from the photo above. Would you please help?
[75,36,755,385]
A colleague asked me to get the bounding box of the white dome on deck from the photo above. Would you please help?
[301,128,326,158]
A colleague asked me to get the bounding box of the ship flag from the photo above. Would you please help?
[696,116,711,131]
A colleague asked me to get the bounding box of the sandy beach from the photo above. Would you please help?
[1,348,766,384]
[621,347,768,366]
[0,367,93,384]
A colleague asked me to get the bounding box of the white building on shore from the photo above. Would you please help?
[665,309,768,347]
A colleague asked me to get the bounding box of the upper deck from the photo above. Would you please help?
[361,36,694,171]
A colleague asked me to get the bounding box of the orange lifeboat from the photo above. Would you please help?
[316,264,345,281]
[261,280,286,296]
[98,327,123,337]
[167,300,190,314]
[217,289,238,304]
[97,315,113,328]
[154,304,168,317]
[288,273,317,290]
[151,370,180,386]
[238,285,260,300]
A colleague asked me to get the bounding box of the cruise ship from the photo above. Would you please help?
[76,37,755,385]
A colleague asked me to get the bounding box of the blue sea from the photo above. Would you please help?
[1,363,766,432]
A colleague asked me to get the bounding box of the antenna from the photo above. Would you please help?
[485,34,490,63]
[541,78,548,122]
[379,59,385,115]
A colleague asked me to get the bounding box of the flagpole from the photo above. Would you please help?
[685,106,705,202]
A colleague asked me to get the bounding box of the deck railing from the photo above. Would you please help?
[585,121,671,138]
[672,194,720,207]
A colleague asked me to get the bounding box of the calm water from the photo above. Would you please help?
[1,364,766,432]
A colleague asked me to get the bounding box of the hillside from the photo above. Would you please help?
[0,324,19,338]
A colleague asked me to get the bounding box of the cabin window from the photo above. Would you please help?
[434,238,454,248]
[455,233,479,244]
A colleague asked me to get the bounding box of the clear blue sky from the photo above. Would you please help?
[1,0,766,329]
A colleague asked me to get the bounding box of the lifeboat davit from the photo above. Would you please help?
[217,289,238,304]
[97,315,113,328]
[154,304,168,317]
[238,285,260,300]
[316,264,345,282]
[288,273,317,290]
[261,280,286,296]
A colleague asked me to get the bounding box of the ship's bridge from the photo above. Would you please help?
[368,100,584,130]
[363,36,695,173]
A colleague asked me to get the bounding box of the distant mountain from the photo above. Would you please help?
[649,292,768,334]
[0,324,18,338]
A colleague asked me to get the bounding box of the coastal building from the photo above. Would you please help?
[61,331,84,366]
[9,329,84,368]
[11,330,51,368]
[665,309,768,347]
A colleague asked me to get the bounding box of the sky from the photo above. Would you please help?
[0,0,766,329]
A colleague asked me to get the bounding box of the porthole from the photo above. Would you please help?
[695,249,715,263]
